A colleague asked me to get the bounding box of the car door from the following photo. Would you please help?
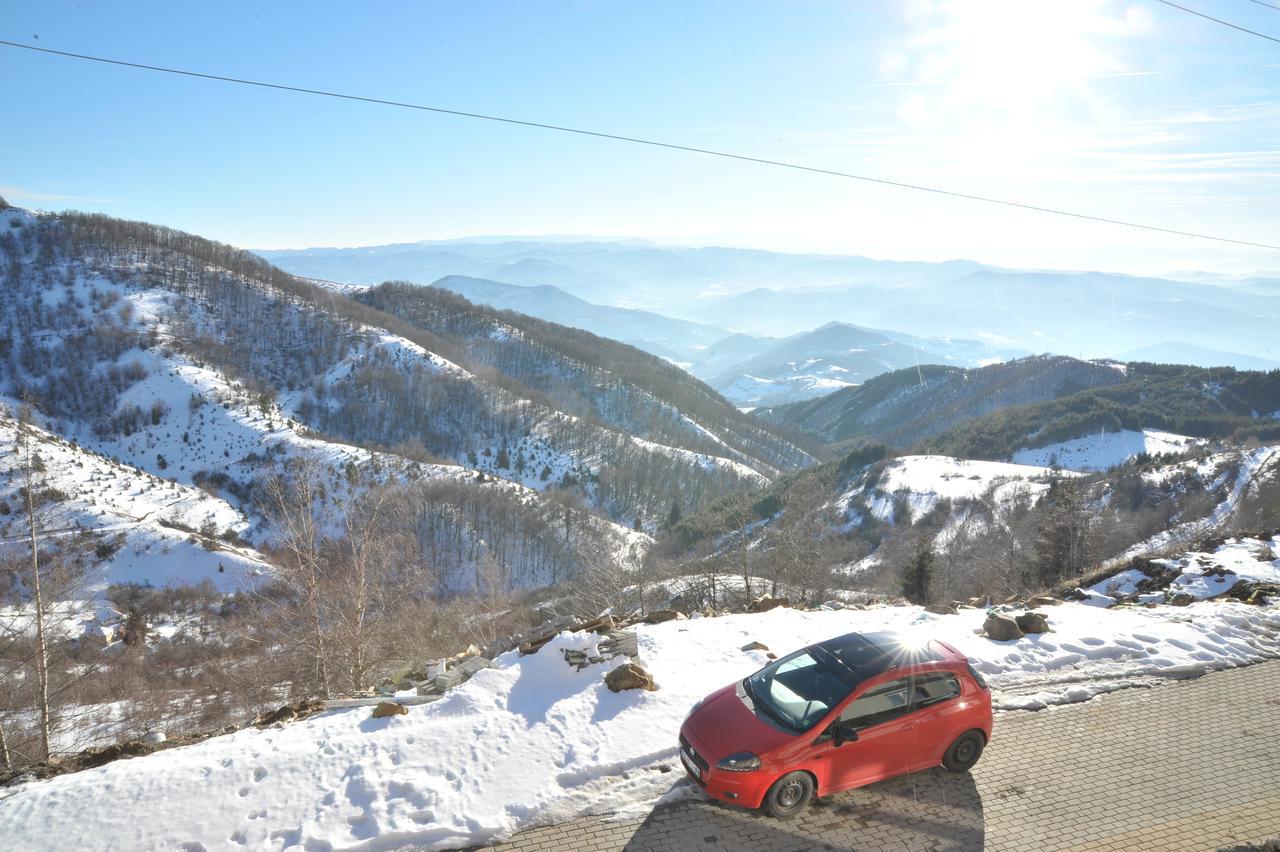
[905,671,964,771]
[819,676,916,793]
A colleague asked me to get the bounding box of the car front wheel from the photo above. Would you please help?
[763,771,814,819]
[942,730,985,773]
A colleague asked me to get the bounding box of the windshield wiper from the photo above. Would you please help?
[743,677,798,732]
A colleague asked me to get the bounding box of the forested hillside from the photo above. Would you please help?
[756,356,1131,448]
[921,363,1280,460]
[0,209,811,600]
[758,356,1280,460]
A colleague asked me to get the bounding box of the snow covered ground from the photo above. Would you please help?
[2,597,1277,851]
[0,413,267,593]
[1012,429,1202,472]
[1089,535,1280,605]
[718,371,855,408]
[1115,445,1280,563]
[847,455,1070,525]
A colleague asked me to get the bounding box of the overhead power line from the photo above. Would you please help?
[1241,0,1280,12]
[1153,0,1280,43]
[2,38,1279,252]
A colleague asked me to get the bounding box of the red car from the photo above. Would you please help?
[678,630,992,818]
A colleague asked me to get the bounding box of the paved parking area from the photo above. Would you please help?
[467,661,1280,851]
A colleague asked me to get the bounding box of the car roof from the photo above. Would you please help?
[812,631,947,687]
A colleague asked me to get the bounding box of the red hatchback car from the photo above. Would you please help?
[678,630,992,818]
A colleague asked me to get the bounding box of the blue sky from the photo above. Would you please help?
[3,0,1278,276]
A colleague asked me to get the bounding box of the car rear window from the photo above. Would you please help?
[913,673,961,708]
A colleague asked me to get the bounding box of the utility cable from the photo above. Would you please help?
[1153,0,1280,43]
[2,38,1278,251]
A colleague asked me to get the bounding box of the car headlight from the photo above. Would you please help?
[716,752,762,772]
[683,699,703,721]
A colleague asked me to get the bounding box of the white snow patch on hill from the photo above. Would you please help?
[1012,429,1202,472]
[852,455,1069,524]
[720,372,856,407]
[3,599,1276,851]
[1089,536,1280,605]
[0,415,267,593]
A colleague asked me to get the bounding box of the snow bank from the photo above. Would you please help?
[2,599,1278,851]
[1012,429,1201,472]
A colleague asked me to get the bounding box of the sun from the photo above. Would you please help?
[892,0,1145,123]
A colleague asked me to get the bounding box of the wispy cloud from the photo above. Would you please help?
[0,186,119,204]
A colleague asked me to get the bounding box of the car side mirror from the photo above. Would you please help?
[832,720,859,747]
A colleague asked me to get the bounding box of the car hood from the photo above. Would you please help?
[685,682,796,762]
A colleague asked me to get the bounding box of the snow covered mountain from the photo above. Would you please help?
[670,431,1280,607]
[695,271,1280,366]
[704,322,1025,407]
[759,354,1280,464]
[0,208,809,595]
[757,356,1132,448]
[260,239,985,312]
[426,275,731,362]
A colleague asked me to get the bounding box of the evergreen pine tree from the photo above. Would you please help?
[901,539,934,605]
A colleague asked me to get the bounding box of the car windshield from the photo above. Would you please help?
[745,649,858,733]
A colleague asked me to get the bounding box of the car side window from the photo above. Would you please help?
[839,678,913,729]
[913,673,961,709]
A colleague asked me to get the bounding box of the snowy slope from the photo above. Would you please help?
[846,455,1071,525]
[0,413,267,593]
[718,371,855,408]
[1012,429,1203,472]
[1,597,1277,851]
[1089,536,1280,605]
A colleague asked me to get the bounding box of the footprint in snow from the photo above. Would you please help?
[253,767,267,782]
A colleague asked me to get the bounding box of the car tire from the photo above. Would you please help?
[942,730,985,773]
[763,771,814,819]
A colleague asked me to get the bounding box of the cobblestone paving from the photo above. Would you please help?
[462,661,1280,852]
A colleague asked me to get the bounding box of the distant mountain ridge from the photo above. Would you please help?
[262,239,1280,377]
[704,321,1026,407]
[756,355,1131,449]
[426,275,729,361]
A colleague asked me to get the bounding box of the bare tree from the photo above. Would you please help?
[258,456,333,698]
[16,406,51,760]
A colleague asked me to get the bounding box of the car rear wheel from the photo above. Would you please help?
[763,771,814,819]
[942,730,985,773]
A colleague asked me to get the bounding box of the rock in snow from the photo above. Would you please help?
[984,612,1025,641]
[604,662,659,692]
[370,701,409,719]
[1015,612,1051,634]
